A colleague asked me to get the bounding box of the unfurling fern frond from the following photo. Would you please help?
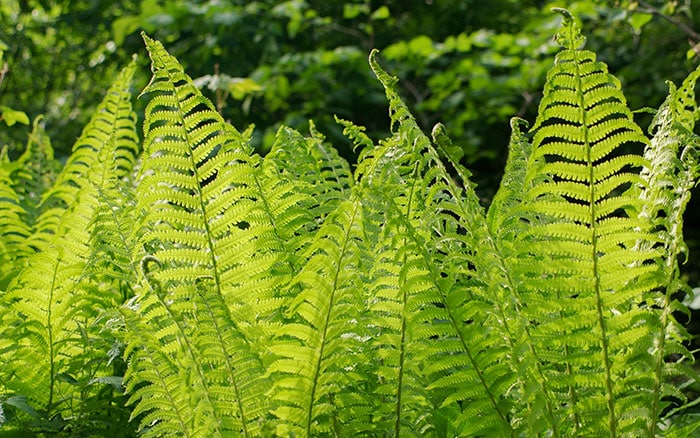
[0,59,139,428]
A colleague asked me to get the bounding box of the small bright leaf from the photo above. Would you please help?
[0,106,29,126]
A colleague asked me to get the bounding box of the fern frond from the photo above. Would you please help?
[638,62,700,434]
[492,9,680,435]
[0,166,32,284]
[265,124,353,226]
[255,135,328,277]
[126,34,307,436]
[269,198,372,436]
[84,186,140,294]
[5,116,60,233]
[0,59,139,424]
[30,57,139,251]
[0,117,60,285]
[487,117,533,235]
[361,50,520,437]
[123,261,259,437]
[121,298,199,437]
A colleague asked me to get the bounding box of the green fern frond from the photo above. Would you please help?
[487,117,532,235]
[30,58,139,251]
[121,301,200,437]
[362,51,520,436]
[123,262,250,437]
[361,190,464,436]
[6,116,60,232]
[84,186,140,295]
[126,34,297,436]
[256,125,349,301]
[637,62,700,434]
[269,198,371,436]
[488,9,689,436]
[0,117,60,285]
[0,60,139,425]
[0,167,32,284]
[264,124,353,225]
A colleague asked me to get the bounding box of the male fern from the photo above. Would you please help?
[0,59,139,432]
[1,9,699,438]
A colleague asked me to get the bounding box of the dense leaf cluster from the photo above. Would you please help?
[1,10,700,436]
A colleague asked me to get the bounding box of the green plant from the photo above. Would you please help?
[1,8,700,437]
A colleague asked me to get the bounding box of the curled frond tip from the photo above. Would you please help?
[552,8,586,50]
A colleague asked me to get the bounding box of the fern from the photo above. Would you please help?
[123,33,324,436]
[2,8,700,437]
[356,52,504,436]
[637,61,700,436]
[484,9,700,436]
[264,124,353,230]
[7,116,61,230]
[0,117,59,284]
[0,165,32,284]
[0,58,139,432]
[268,198,372,436]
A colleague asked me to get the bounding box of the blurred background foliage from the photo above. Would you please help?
[1,0,700,286]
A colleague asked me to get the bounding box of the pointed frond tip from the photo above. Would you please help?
[140,31,157,53]
[369,49,398,90]
[138,32,174,98]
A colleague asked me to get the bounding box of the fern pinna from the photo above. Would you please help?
[2,8,700,437]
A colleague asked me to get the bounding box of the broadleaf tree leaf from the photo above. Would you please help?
[0,106,29,126]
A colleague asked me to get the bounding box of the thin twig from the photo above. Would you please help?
[0,62,8,91]
[637,0,700,42]
[326,23,366,41]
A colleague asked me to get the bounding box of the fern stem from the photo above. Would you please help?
[393,163,421,438]
[591,240,616,436]
[394,282,408,438]
[46,257,60,414]
[563,333,582,432]
[575,48,617,436]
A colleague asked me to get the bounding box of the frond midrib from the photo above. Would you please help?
[574,44,618,437]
